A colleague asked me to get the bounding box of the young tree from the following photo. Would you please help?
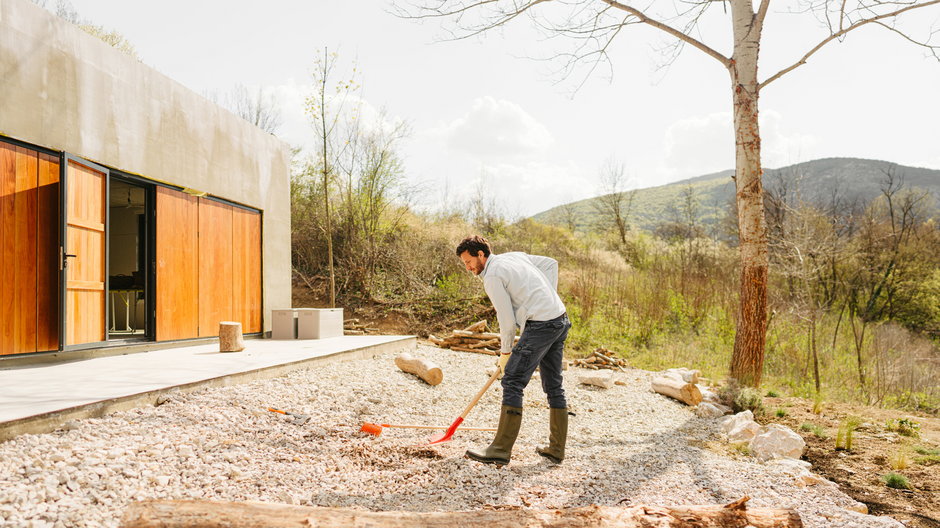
[304,48,360,307]
[592,157,634,245]
[397,0,940,386]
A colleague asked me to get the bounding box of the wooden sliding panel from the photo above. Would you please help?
[0,143,59,356]
[65,159,107,346]
[36,153,60,352]
[155,187,199,341]
[14,147,38,353]
[198,198,234,337]
[232,207,262,334]
[0,143,16,354]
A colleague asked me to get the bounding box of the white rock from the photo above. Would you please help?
[694,402,726,419]
[728,421,762,445]
[749,424,806,461]
[578,370,614,389]
[720,410,753,433]
[661,368,700,384]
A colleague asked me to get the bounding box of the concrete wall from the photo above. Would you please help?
[0,0,292,332]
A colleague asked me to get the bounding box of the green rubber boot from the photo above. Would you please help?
[536,407,568,464]
[465,405,522,466]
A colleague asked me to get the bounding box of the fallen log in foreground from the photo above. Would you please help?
[121,497,802,528]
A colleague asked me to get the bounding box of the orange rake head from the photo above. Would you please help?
[360,422,384,436]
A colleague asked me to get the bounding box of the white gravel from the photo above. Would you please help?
[0,344,902,527]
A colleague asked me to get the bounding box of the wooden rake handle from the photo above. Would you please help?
[457,369,501,420]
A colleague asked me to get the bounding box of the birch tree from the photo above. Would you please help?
[396,0,940,386]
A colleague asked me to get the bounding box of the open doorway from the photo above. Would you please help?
[108,178,153,341]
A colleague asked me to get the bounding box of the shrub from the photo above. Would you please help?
[914,446,940,466]
[718,381,766,415]
[766,389,780,397]
[882,472,911,490]
[775,408,788,418]
[886,417,921,438]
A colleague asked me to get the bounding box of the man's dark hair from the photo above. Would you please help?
[456,235,491,258]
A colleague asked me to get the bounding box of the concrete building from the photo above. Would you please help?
[0,0,291,356]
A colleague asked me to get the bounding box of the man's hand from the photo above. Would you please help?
[496,353,511,377]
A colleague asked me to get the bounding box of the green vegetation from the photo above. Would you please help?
[766,390,780,397]
[882,472,912,490]
[913,446,940,465]
[886,418,921,438]
[836,416,862,451]
[800,422,828,439]
[889,450,911,470]
[775,408,788,418]
[291,109,940,415]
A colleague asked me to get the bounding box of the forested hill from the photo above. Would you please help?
[532,158,940,233]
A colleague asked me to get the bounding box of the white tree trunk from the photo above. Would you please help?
[729,0,769,387]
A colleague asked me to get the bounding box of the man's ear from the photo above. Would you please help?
[476,250,485,259]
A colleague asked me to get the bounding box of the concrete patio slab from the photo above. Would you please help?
[0,335,415,442]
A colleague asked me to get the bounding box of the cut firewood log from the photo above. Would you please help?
[651,376,703,406]
[121,497,802,528]
[463,320,488,333]
[394,352,443,386]
[450,346,497,356]
[218,322,245,352]
[468,338,499,349]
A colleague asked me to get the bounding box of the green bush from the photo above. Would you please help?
[882,472,911,490]
[836,416,862,451]
[766,390,780,397]
[886,417,921,438]
[775,408,788,418]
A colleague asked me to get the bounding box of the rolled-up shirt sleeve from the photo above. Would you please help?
[483,274,517,355]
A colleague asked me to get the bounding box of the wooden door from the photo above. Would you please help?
[232,207,262,333]
[0,142,60,355]
[155,187,199,341]
[198,198,234,337]
[62,156,108,348]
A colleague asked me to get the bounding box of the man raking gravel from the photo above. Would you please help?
[455,235,572,466]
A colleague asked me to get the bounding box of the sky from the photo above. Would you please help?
[62,0,940,218]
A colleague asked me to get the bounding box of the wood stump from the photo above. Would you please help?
[395,352,443,386]
[120,498,803,528]
[219,321,245,352]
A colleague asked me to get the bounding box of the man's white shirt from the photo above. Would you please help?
[479,252,566,355]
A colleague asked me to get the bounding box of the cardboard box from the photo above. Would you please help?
[271,309,297,340]
[297,308,344,339]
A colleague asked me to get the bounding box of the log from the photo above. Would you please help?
[218,322,245,352]
[651,376,703,406]
[394,352,443,386]
[468,338,499,349]
[463,320,488,333]
[121,498,803,528]
[450,346,497,356]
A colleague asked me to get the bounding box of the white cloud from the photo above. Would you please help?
[433,96,554,160]
[661,109,819,179]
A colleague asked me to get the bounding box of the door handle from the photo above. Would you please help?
[60,247,77,270]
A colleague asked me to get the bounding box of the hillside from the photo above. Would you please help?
[532,158,940,233]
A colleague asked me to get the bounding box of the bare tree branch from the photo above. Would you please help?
[761,0,940,89]
[599,0,732,67]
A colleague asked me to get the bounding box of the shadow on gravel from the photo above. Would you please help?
[563,414,726,507]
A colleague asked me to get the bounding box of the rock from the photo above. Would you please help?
[660,368,700,384]
[697,386,720,403]
[720,410,753,433]
[728,421,762,445]
[578,371,614,389]
[749,424,806,461]
[694,402,726,419]
[845,501,868,514]
[767,458,812,474]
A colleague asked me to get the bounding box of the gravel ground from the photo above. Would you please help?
[0,344,903,527]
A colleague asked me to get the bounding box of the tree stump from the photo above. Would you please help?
[651,376,702,406]
[120,498,803,527]
[395,352,443,385]
[219,321,245,352]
